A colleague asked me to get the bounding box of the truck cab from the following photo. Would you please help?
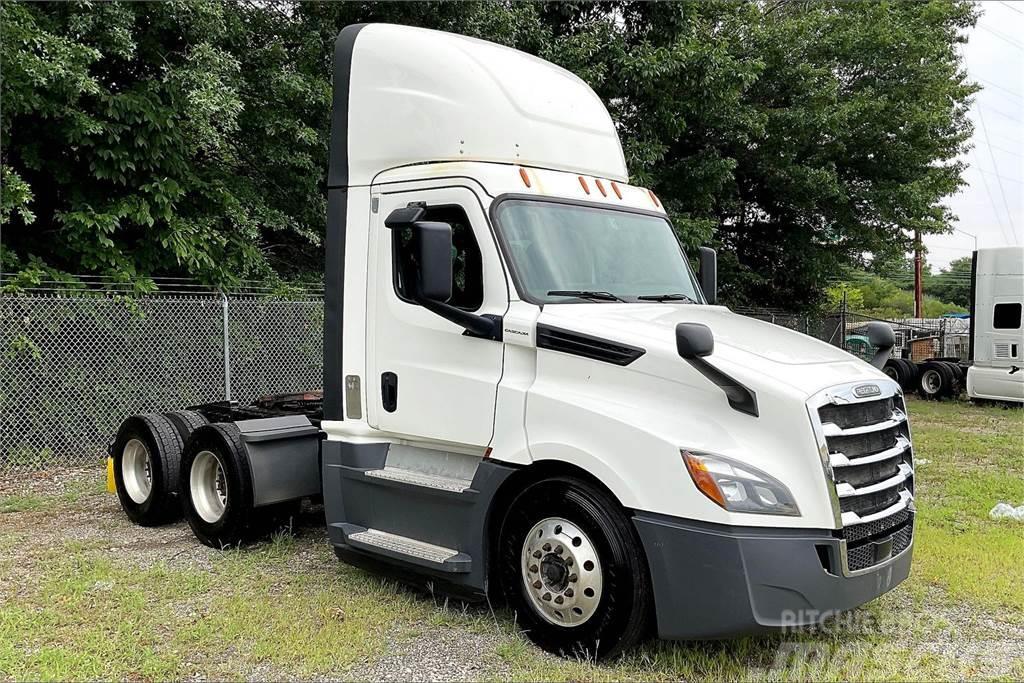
[968,246,1024,403]
[110,23,916,659]
[318,24,915,656]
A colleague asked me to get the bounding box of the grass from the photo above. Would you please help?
[0,398,1021,681]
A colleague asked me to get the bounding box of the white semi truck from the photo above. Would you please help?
[110,24,915,658]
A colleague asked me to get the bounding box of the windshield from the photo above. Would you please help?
[492,199,703,304]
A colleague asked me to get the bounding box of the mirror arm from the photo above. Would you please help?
[415,296,503,341]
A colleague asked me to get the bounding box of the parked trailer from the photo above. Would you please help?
[109,24,916,658]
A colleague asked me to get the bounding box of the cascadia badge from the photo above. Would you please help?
[854,384,881,398]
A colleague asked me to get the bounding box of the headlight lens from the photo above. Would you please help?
[682,450,800,516]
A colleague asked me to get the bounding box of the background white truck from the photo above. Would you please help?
[109,24,915,658]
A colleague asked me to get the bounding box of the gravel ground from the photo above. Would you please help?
[2,468,1023,681]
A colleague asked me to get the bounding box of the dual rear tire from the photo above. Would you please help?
[178,423,297,548]
[918,361,963,400]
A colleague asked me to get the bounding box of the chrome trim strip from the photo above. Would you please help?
[841,489,914,527]
[830,435,911,468]
[821,410,906,437]
[835,463,913,498]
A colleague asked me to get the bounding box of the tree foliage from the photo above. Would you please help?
[2,0,978,306]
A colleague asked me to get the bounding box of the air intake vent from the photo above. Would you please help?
[994,343,1011,359]
[536,324,645,366]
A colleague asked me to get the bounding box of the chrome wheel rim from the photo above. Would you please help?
[520,517,603,627]
[922,369,941,393]
[191,450,228,523]
[121,438,152,504]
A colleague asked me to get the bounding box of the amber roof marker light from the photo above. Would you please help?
[518,167,531,188]
[648,189,661,208]
[610,181,623,199]
[578,176,591,195]
[595,178,607,197]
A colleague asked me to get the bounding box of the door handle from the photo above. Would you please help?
[381,372,398,412]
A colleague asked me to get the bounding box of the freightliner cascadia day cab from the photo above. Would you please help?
[967,246,1024,403]
[109,24,915,658]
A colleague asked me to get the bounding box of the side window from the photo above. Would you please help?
[393,204,484,311]
[993,303,1022,329]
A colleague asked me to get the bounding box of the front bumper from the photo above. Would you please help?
[633,512,912,640]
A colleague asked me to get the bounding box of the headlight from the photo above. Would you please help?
[682,450,800,516]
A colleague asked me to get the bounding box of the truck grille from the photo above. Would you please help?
[810,384,915,574]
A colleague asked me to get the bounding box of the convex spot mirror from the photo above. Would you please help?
[676,322,714,359]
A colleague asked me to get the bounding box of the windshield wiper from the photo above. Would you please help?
[547,290,626,302]
[637,293,698,304]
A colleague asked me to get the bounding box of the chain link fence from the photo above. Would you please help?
[1,288,323,474]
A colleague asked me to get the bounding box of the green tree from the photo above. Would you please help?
[2,0,978,307]
[926,255,973,308]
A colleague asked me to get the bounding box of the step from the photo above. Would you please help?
[364,467,473,493]
[340,524,471,573]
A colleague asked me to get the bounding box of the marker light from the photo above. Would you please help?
[519,167,531,188]
[648,189,661,207]
[682,451,800,516]
[610,181,623,199]
[578,176,590,194]
[595,178,607,197]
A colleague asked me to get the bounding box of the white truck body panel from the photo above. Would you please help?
[968,246,1024,403]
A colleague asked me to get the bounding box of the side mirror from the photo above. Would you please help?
[676,322,714,359]
[413,222,453,302]
[698,247,717,305]
[864,321,895,370]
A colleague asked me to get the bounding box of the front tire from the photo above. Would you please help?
[497,477,651,659]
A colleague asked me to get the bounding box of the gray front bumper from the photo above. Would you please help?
[633,512,912,640]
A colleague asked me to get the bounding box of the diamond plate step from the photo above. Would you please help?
[339,524,472,573]
[364,467,473,493]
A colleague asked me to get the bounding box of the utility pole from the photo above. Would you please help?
[914,229,923,319]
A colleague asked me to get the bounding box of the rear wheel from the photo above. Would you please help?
[180,423,296,548]
[883,359,903,385]
[497,477,651,659]
[163,410,208,445]
[112,414,183,525]
[919,362,953,400]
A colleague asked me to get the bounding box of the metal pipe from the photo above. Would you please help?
[221,292,232,401]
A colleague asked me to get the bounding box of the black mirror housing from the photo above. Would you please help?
[698,247,717,305]
[864,321,896,370]
[414,221,453,302]
[676,322,714,359]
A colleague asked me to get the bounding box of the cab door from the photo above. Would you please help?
[366,184,508,447]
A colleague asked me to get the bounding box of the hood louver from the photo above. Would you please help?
[536,324,645,366]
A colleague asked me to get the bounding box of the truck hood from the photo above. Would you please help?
[538,303,887,398]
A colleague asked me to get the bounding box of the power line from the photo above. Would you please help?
[976,166,1024,185]
[976,106,1020,244]
[970,148,1016,246]
[977,23,1024,50]
[997,1,1024,15]
[977,76,1024,101]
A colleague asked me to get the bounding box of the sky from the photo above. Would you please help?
[927,0,1024,270]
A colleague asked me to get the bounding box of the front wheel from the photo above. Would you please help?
[497,477,651,659]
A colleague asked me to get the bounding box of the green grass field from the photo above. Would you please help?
[1,398,1022,681]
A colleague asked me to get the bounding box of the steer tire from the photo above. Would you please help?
[180,423,295,549]
[497,477,651,660]
[112,413,184,526]
[163,410,208,445]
